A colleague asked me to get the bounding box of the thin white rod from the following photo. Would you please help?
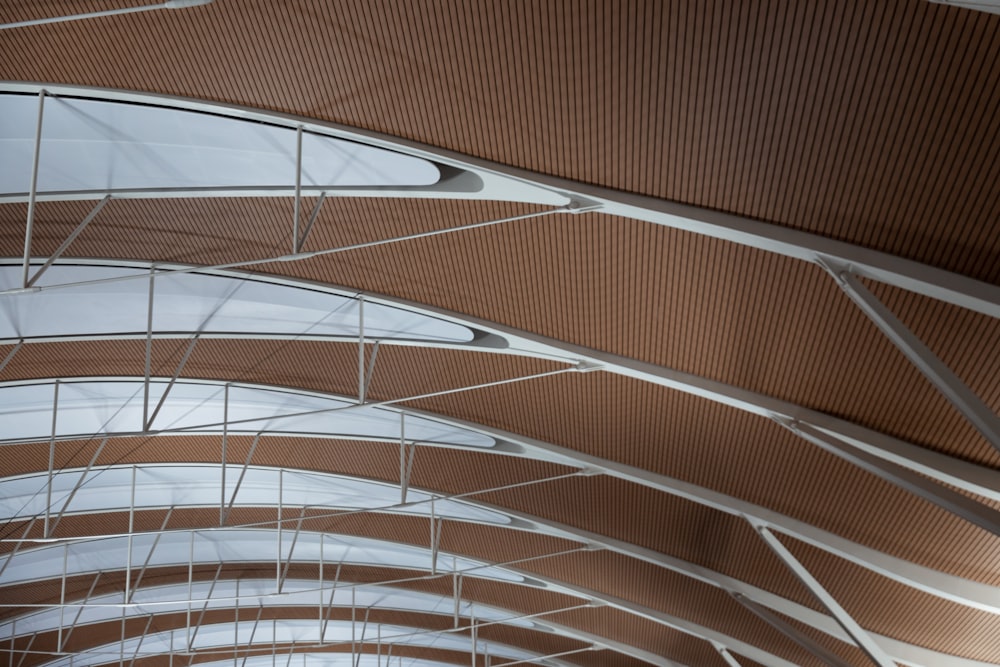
[27,195,111,287]
[0,3,192,30]
[296,192,327,252]
[731,592,851,667]
[292,126,303,254]
[124,465,136,605]
[60,571,103,651]
[825,265,1000,454]
[277,508,307,592]
[0,517,38,578]
[20,90,44,289]
[145,334,201,429]
[154,365,578,434]
[129,507,174,598]
[276,469,283,591]
[222,432,262,525]
[44,380,59,538]
[0,340,24,374]
[1,208,566,297]
[787,419,1000,537]
[58,544,68,649]
[358,295,365,404]
[220,384,229,526]
[49,437,110,534]
[142,266,155,429]
[753,524,895,667]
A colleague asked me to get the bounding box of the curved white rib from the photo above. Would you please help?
[0,579,540,638]
[0,378,495,448]
[0,464,509,525]
[0,263,477,344]
[0,529,529,588]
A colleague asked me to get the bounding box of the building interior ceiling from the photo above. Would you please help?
[1,2,999,667]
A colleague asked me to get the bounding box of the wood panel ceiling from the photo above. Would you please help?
[1,2,999,667]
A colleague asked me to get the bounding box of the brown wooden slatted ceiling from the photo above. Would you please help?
[1,2,1000,666]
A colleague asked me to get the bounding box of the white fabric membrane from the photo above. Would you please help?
[0,464,510,525]
[0,93,441,194]
[0,264,475,343]
[0,379,495,446]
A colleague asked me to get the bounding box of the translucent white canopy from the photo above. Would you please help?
[0,93,440,195]
[0,379,495,446]
[36,619,538,667]
[0,529,525,587]
[1,578,542,639]
[0,464,509,525]
[0,264,475,343]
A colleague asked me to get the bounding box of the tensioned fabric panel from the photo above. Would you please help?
[0,2,997,283]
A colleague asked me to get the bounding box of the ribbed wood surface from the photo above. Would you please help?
[1,1,999,665]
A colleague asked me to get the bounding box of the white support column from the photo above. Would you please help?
[820,260,1000,454]
[358,295,366,404]
[751,523,895,667]
[58,544,68,650]
[124,465,137,605]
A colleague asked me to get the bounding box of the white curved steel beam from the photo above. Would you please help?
[1,82,996,321]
